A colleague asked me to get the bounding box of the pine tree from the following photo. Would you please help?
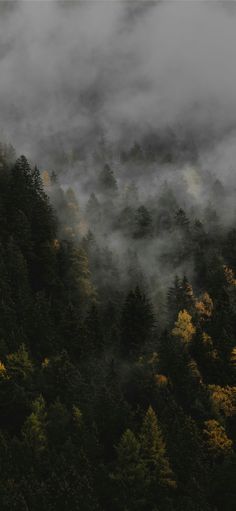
[31,166,44,197]
[139,406,176,491]
[68,245,96,309]
[22,395,48,454]
[123,182,139,207]
[111,429,148,511]
[65,187,80,234]
[120,286,155,358]
[112,408,175,511]
[129,142,144,162]
[167,276,195,326]
[99,164,117,194]
[86,192,101,226]
[174,208,189,230]
[11,156,34,216]
[50,170,58,185]
[117,206,135,236]
[133,205,153,238]
[6,344,34,383]
[83,304,104,357]
[167,276,182,324]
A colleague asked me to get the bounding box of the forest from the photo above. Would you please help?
[0,139,235,511]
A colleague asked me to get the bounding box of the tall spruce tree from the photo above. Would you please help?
[120,286,155,358]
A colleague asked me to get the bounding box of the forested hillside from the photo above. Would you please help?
[0,143,235,510]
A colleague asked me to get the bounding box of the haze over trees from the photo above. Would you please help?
[0,1,236,509]
[0,141,235,510]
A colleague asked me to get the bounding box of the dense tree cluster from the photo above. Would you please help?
[0,145,235,510]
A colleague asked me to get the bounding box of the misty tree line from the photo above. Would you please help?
[0,142,235,510]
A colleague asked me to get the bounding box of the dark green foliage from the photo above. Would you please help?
[167,276,195,325]
[134,205,153,238]
[174,208,190,230]
[120,286,155,358]
[99,163,117,194]
[0,149,235,511]
[111,406,175,511]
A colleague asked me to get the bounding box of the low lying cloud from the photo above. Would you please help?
[0,1,236,166]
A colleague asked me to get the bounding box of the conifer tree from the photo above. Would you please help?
[120,286,155,358]
[22,395,48,454]
[111,429,147,511]
[174,208,190,230]
[139,406,176,492]
[68,245,96,308]
[83,304,104,357]
[134,205,153,238]
[86,192,101,221]
[99,164,117,194]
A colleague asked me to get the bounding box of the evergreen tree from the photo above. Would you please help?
[167,276,195,326]
[83,304,104,357]
[174,208,190,230]
[129,142,144,162]
[133,205,153,238]
[111,429,148,511]
[86,192,101,223]
[139,406,176,505]
[67,245,96,309]
[99,164,117,194]
[22,395,48,454]
[0,144,235,510]
[120,286,155,358]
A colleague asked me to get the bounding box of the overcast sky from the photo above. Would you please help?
[0,1,236,164]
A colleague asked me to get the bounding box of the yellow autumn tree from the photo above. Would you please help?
[195,292,213,319]
[209,385,236,417]
[172,309,196,343]
[203,419,233,458]
[202,332,213,348]
[223,265,236,286]
[154,374,169,387]
[42,170,51,188]
[0,360,8,380]
[52,238,60,251]
[230,346,236,368]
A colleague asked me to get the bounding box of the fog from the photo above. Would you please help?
[1,1,236,317]
[1,1,236,170]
